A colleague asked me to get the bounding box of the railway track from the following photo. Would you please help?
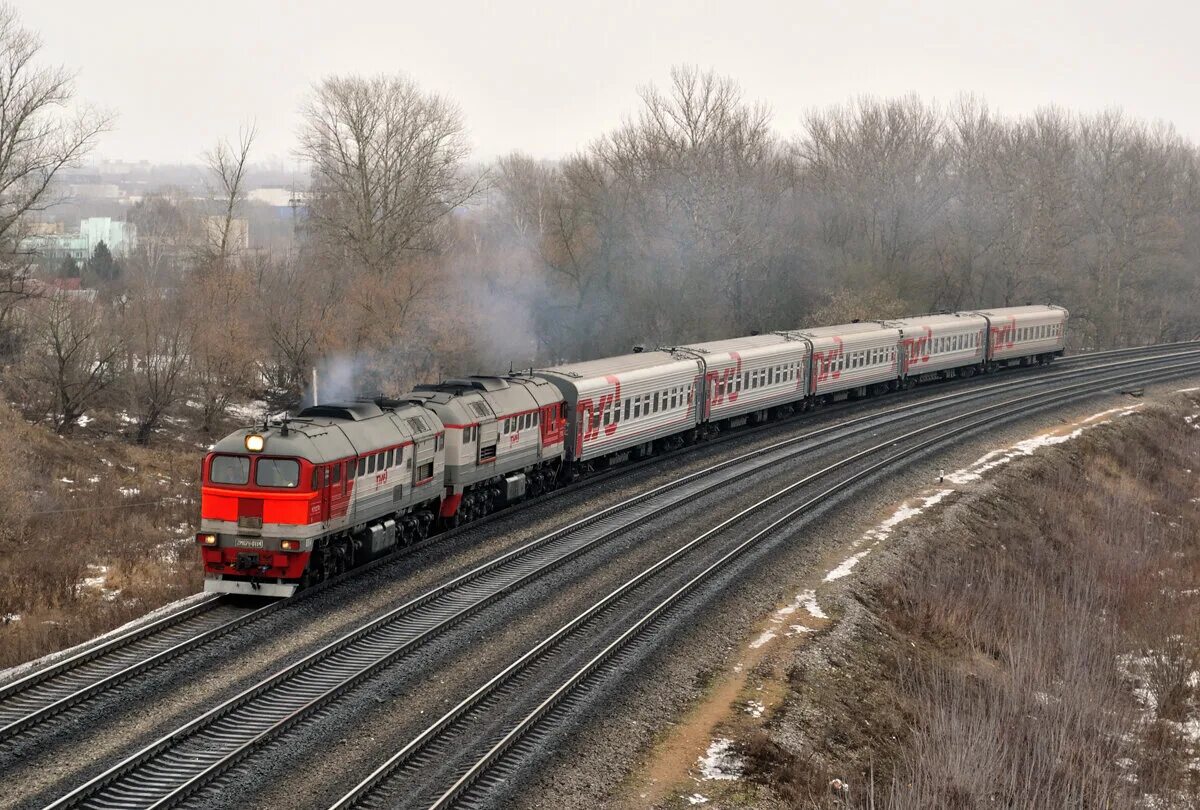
[39,347,1200,809]
[332,353,1200,810]
[3,342,1188,754]
[0,596,274,744]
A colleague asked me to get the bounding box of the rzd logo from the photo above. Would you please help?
[706,352,742,409]
[990,317,1017,350]
[901,326,933,372]
[813,338,845,383]
[578,375,622,445]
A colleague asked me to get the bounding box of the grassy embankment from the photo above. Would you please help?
[742,400,1200,807]
[0,401,203,670]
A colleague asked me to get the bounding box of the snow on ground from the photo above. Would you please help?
[825,489,955,582]
[59,477,74,484]
[748,630,776,649]
[948,404,1143,485]
[75,414,92,427]
[744,402,1155,653]
[227,401,269,423]
[685,795,709,805]
[0,592,212,686]
[744,700,765,718]
[118,486,141,497]
[697,738,744,780]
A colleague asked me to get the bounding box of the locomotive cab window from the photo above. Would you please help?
[331,464,341,484]
[256,458,300,488]
[210,454,250,485]
[386,449,394,468]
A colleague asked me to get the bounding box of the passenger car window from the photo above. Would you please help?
[256,458,300,488]
[210,454,249,485]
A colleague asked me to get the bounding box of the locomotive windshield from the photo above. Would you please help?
[210,454,250,485]
[255,458,300,488]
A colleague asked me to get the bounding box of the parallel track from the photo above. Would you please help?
[0,597,273,744]
[5,342,1187,750]
[336,355,1200,810]
[40,348,1200,809]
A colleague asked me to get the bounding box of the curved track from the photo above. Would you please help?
[0,597,273,744]
[38,347,1200,809]
[334,355,1200,810]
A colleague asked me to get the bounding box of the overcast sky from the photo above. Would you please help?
[18,0,1200,166]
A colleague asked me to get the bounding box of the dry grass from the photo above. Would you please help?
[0,401,203,670]
[741,401,1200,808]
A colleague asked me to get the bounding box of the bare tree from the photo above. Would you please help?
[185,269,256,435]
[203,124,256,272]
[0,3,111,351]
[299,74,481,276]
[119,286,191,444]
[20,291,120,434]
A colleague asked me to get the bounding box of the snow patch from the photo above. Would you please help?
[697,738,744,781]
[946,404,1144,485]
[227,400,269,423]
[745,699,766,718]
[825,550,871,582]
[948,430,1084,483]
[118,487,141,497]
[685,795,709,805]
[75,414,92,427]
[748,630,776,649]
[59,477,74,484]
[800,590,828,620]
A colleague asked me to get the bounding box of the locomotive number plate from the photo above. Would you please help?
[237,538,264,548]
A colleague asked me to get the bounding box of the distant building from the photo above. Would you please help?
[248,187,295,207]
[203,216,250,252]
[20,217,136,261]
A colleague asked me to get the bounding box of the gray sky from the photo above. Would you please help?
[19,0,1200,166]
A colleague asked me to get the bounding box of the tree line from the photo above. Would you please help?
[0,3,1197,443]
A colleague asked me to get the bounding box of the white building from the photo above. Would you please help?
[21,217,136,261]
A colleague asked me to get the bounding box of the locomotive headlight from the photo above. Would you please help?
[244,434,265,452]
[280,539,301,551]
[196,533,218,546]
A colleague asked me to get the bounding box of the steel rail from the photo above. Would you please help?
[0,598,277,744]
[372,358,1200,810]
[40,349,1200,809]
[7,344,1169,752]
